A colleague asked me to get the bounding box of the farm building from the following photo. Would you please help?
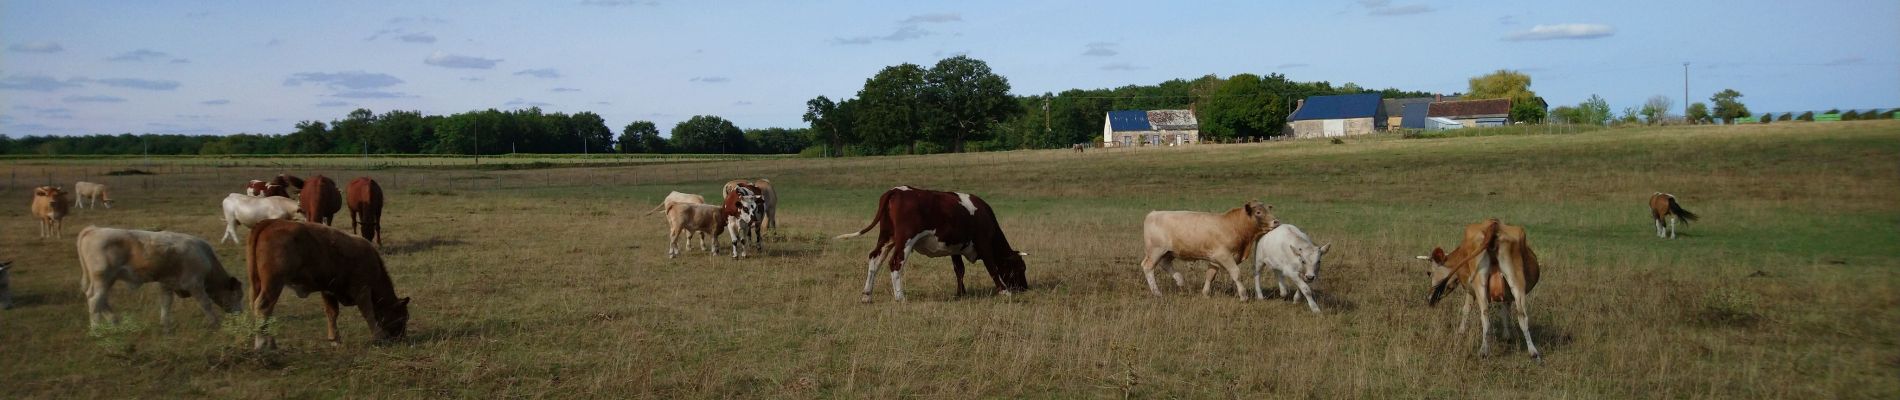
[1285,94,1386,138]
[1383,96,1454,129]
[1103,110,1200,147]
[1427,98,1512,127]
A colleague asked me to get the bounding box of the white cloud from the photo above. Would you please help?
[0,74,86,91]
[397,32,437,43]
[551,87,581,92]
[316,100,352,107]
[201,99,231,105]
[1358,0,1433,16]
[833,25,933,45]
[425,51,502,69]
[1082,42,1117,57]
[901,13,961,24]
[1100,62,1145,71]
[97,78,181,90]
[64,95,128,103]
[515,68,563,78]
[1504,23,1616,41]
[284,71,404,89]
[108,48,171,62]
[9,41,64,53]
[332,90,416,99]
[690,76,730,83]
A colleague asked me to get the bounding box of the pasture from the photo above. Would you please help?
[1,121,1896,398]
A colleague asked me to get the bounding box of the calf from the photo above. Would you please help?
[1251,224,1330,313]
[347,177,385,246]
[31,186,72,238]
[1417,218,1543,360]
[301,175,342,225]
[835,186,1029,302]
[222,193,301,244]
[1649,192,1698,239]
[76,226,244,329]
[666,203,726,258]
[73,181,114,209]
[247,219,410,349]
[1138,200,1279,299]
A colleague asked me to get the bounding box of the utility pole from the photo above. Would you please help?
[473,123,480,165]
[1042,97,1051,146]
[1683,62,1690,120]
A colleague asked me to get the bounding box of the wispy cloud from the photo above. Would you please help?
[551,87,581,92]
[515,68,563,78]
[397,32,437,43]
[284,71,404,89]
[169,58,190,64]
[1082,42,1118,57]
[108,48,171,62]
[97,78,181,90]
[14,105,75,119]
[504,98,553,107]
[732,101,753,106]
[316,100,352,107]
[201,99,231,105]
[425,51,501,69]
[690,76,730,83]
[1357,0,1434,16]
[1275,63,1310,69]
[64,95,128,103]
[1504,23,1616,41]
[1823,56,1864,66]
[1497,15,1518,25]
[580,0,658,6]
[332,90,416,99]
[1100,62,1145,71]
[265,38,284,47]
[461,77,485,82]
[901,13,961,24]
[833,13,959,45]
[0,74,86,91]
[9,41,64,53]
[388,16,449,24]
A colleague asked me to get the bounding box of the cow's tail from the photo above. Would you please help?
[834,189,895,240]
[643,202,668,216]
[1667,197,1698,222]
[1482,218,1503,270]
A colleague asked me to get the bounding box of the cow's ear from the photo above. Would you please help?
[1318,243,1331,254]
[1430,247,1447,263]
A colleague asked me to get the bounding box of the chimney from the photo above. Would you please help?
[1296,99,1304,110]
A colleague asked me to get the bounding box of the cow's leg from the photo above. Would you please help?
[1654,218,1665,238]
[1199,264,1218,297]
[320,293,343,347]
[668,226,681,258]
[861,243,890,303]
[951,255,967,297]
[1251,260,1267,300]
[1289,273,1320,313]
[1668,215,1679,239]
[1474,257,1494,356]
[189,286,222,329]
[350,210,360,234]
[251,277,285,350]
[1139,248,1171,296]
[221,219,238,244]
[1457,295,1473,334]
[1219,259,1247,300]
[889,237,915,302]
[1498,252,1541,360]
[86,274,115,327]
[155,286,178,331]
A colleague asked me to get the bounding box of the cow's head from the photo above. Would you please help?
[209,276,244,314]
[375,297,412,341]
[1295,242,1331,283]
[1417,247,1458,306]
[996,251,1030,292]
[1243,199,1280,231]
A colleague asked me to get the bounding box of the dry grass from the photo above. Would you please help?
[1,121,1896,398]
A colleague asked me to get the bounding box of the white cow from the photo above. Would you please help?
[221,193,301,244]
[1252,224,1330,313]
[76,226,243,329]
[74,181,115,209]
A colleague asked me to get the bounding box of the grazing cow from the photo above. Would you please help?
[0,261,14,310]
[300,175,342,225]
[666,203,726,258]
[1072,143,1087,152]
[1649,192,1699,239]
[347,177,385,246]
[31,186,72,238]
[76,226,244,329]
[643,191,706,216]
[73,181,115,209]
[753,179,779,230]
[1251,224,1331,313]
[1417,218,1543,360]
[1138,200,1279,299]
[244,180,271,197]
[246,219,410,349]
[222,193,301,244]
[721,185,764,257]
[835,186,1029,302]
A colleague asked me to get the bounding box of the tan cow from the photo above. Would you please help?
[644,191,706,216]
[752,179,779,230]
[76,226,244,329]
[666,203,727,258]
[1139,200,1279,299]
[73,181,115,209]
[31,186,72,238]
[1418,218,1543,360]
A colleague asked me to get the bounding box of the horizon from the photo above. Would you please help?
[3,0,1896,137]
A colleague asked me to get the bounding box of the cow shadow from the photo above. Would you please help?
[381,237,469,255]
[3,293,50,309]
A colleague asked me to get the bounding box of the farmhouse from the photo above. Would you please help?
[1103,110,1200,147]
[1285,94,1385,138]
[1384,96,1455,129]
[1427,98,1512,127]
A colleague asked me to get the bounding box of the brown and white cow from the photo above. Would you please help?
[300,175,342,225]
[1418,218,1543,360]
[1648,192,1698,239]
[31,186,72,238]
[271,174,305,197]
[347,177,385,246]
[76,226,244,329]
[835,186,1029,302]
[666,203,726,257]
[245,180,271,197]
[1138,200,1278,299]
[73,181,114,209]
[721,184,764,257]
[246,219,410,349]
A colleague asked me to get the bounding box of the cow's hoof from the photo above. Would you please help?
[1000,290,1013,297]
[859,295,873,304]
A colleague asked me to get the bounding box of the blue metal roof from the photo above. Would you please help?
[1289,94,1384,121]
[1106,110,1153,132]
[1400,102,1430,129]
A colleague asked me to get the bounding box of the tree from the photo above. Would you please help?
[1686,102,1711,124]
[617,121,660,153]
[1578,95,1612,126]
[1465,69,1545,123]
[1710,89,1750,124]
[1198,73,1271,139]
[743,128,811,154]
[921,56,1019,153]
[1618,107,1642,125]
[1549,106,1582,124]
[1641,95,1674,125]
[669,115,745,154]
[855,63,928,153]
[568,111,613,154]
[803,96,840,157]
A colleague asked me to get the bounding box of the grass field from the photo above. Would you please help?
[2,121,1896,398]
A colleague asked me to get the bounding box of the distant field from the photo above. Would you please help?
[1,121,1896,398]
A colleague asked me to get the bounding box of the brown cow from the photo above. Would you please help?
[1418,218,1543,360]
[300,175,342,225]
[267,174,303,198]
[1138,200,1279,299]
[246,219,410,349]
[1649,192,1698,239]
[347,177,385,246]
[720,184,764,257]
[31,186,72,238]
[835,186,1029,302]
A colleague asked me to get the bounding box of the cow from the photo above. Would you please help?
[347,177,385,246]
[300,175,342,225]
[1416,218,1543,360]
[271,174,305,196]
[31,186,72,238]
[666,203,726,258]
[1251,224,1330,313]
[75,226,244,329]
[0,261,14,310]
[222,193,301,244]
[1138,200,1279,299]
[246,219,410,349]
[834,186,1029,302]
[753,179,780,231]
[643,191,706,216]
[1649,192,1699,239]
[244,180,271,197]
[721,185,764,258]
[73,181,114,209]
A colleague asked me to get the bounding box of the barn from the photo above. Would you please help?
[1103,110,1200,147]
[1384,95,1455,129]
[1285,94,1386,138]
[1427,98,1513,127]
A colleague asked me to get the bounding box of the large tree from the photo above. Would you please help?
[1578,94,1612,126]
[617,121,661,153]
[1686,102,1712,124]
[803,96,839,157]
[855,63,928,153]
[1465,69,1546,123]
[567,111,614,154]
[921,55,1018,153]
[669,115,745,154]
[1710,89,1750,124]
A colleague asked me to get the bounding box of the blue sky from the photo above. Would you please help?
[2,0,1895,136]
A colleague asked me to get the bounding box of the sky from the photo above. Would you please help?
[2,0,1896,137]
